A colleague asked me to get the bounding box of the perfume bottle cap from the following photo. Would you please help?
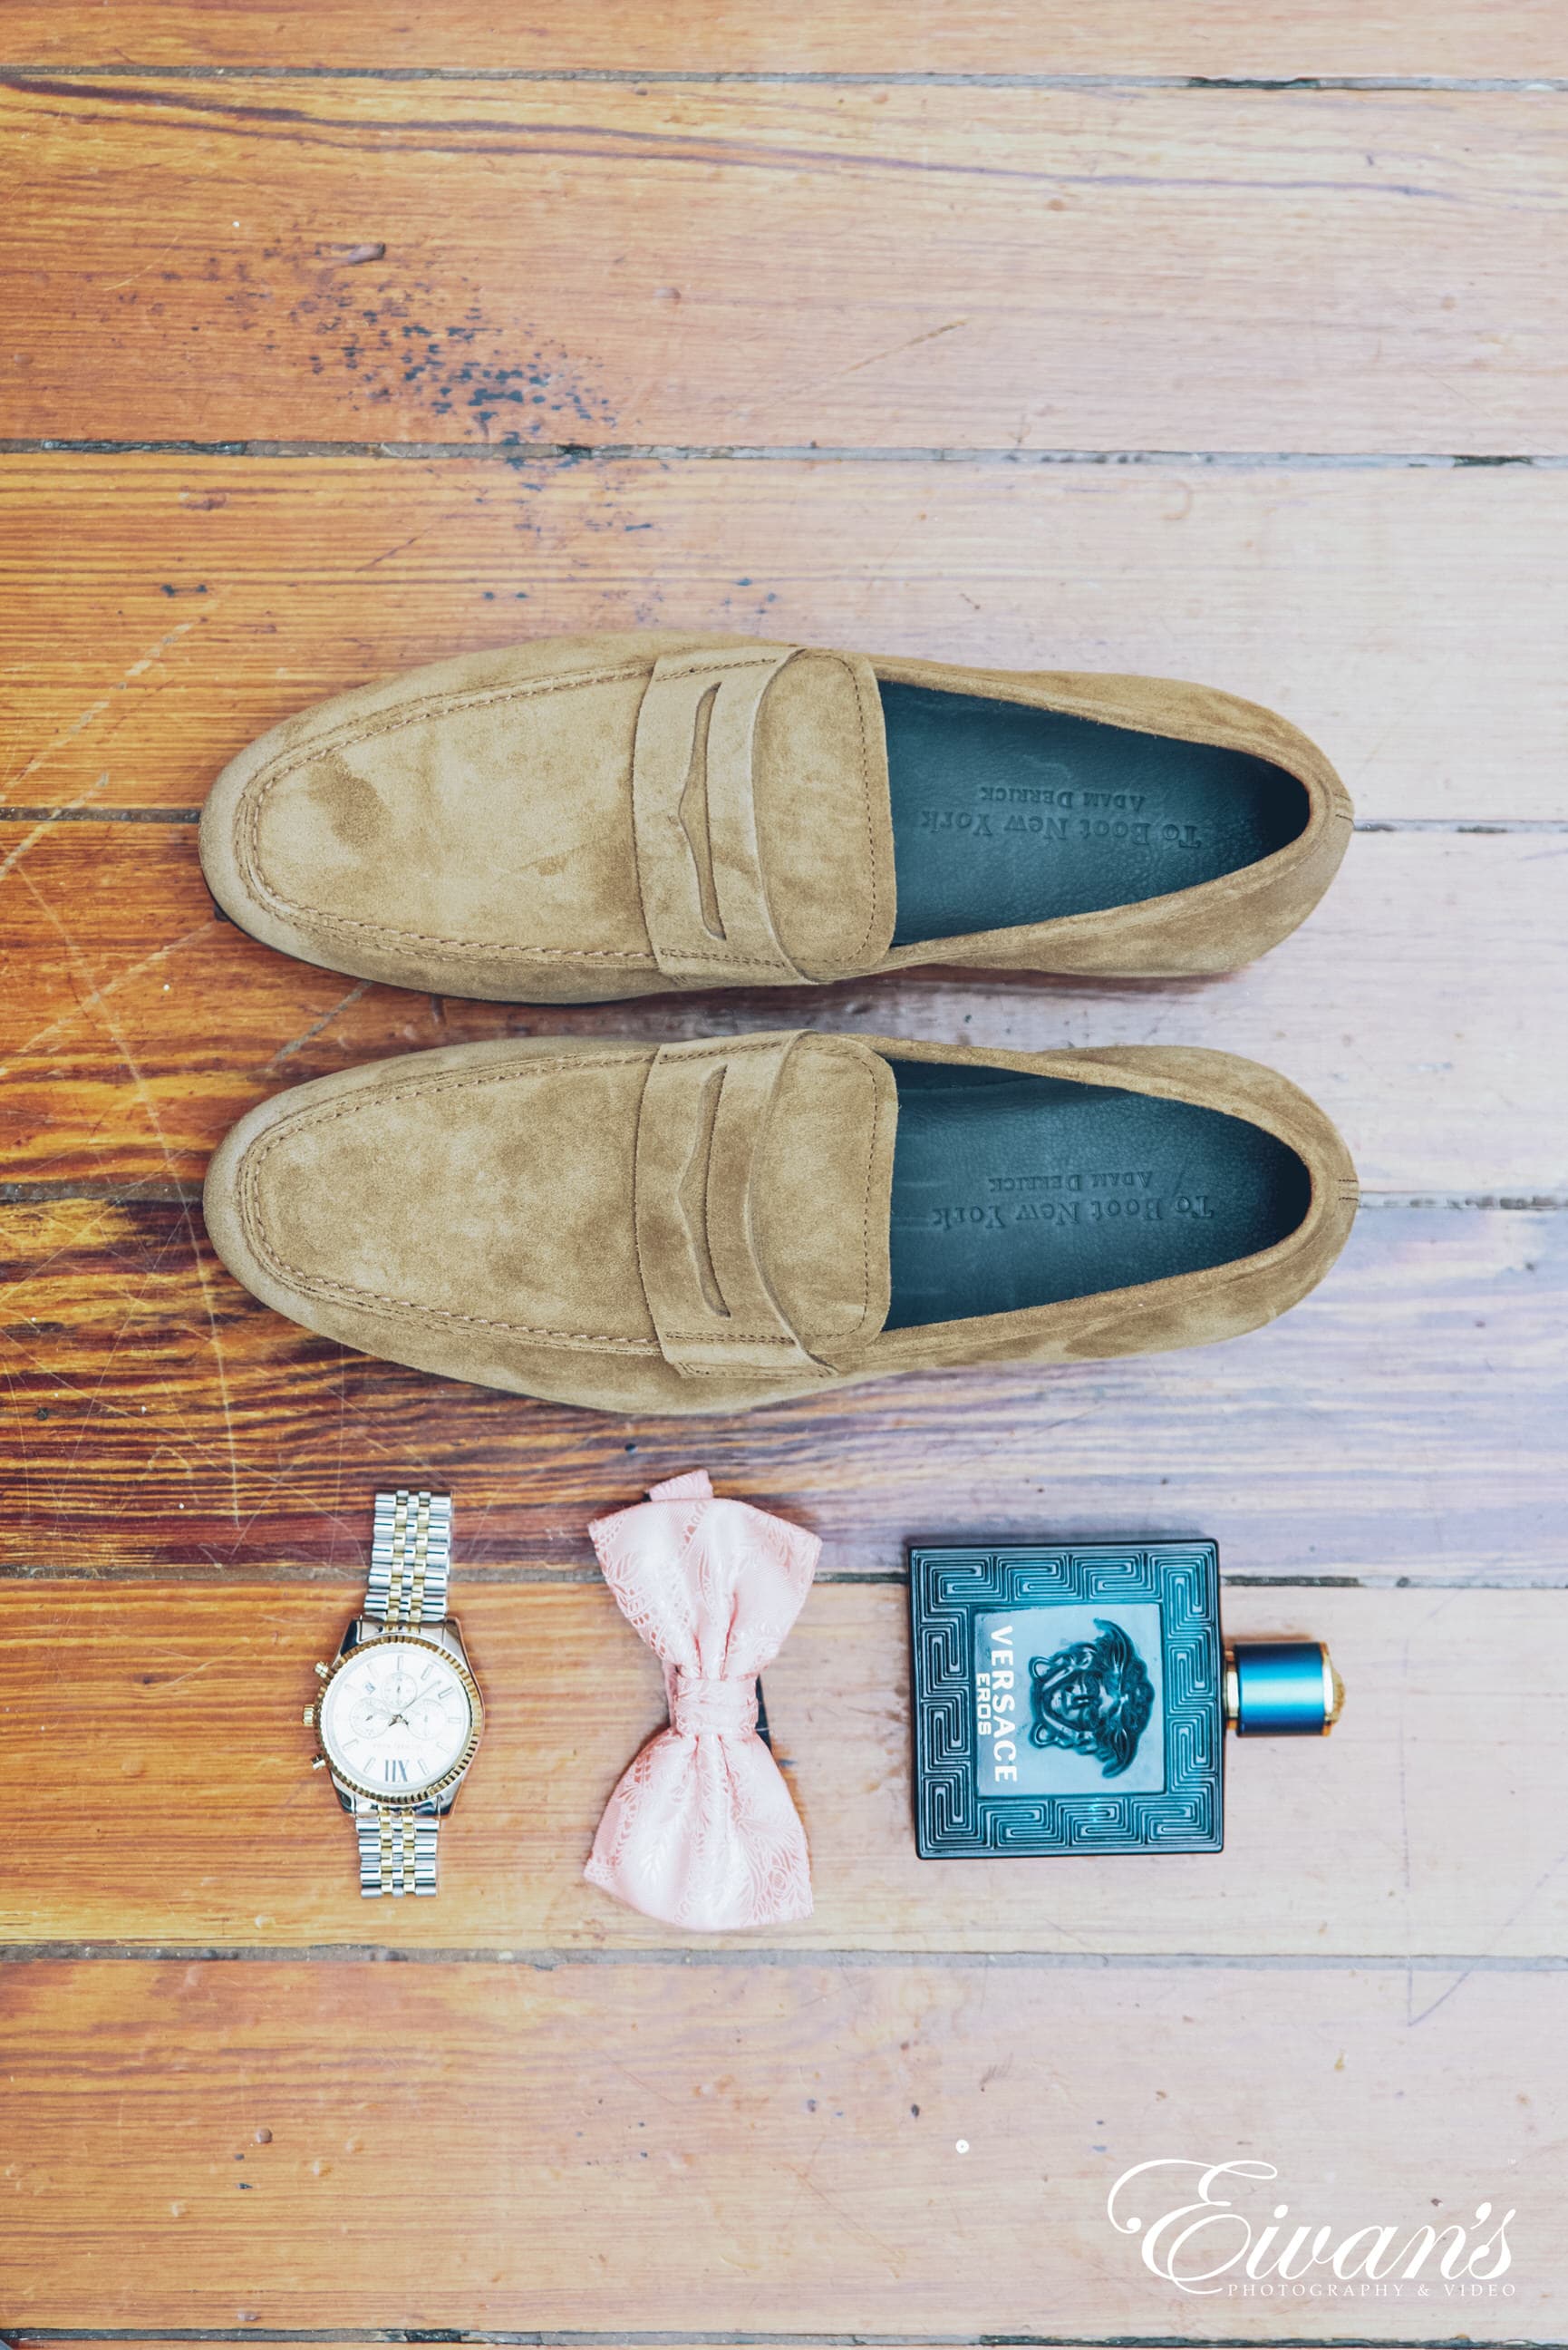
[1224,1640,1342,1736]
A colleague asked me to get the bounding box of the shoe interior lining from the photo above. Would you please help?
[885,1059,1312,1330]
[881,681,1310,947]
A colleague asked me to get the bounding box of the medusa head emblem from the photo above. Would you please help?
[1029,1619,1156,1779]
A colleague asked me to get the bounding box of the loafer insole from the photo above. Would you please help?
[881,681,1309,945]
[886,1060,1311,1329]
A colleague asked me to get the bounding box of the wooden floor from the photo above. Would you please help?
[1,6,1564,2341]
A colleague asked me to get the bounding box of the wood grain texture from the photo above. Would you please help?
[1,1200,1559,1582]
[0,1957,1557,2332]
[2,823,1563,1194]
[5,2,1563,78]
[5,1581,1565,1957]
[2,81,1562,452]
[3,452,1565,821]
[0,13,1560,2342]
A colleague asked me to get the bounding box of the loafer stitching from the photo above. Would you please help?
[235,646,883,975]
[751,1037,886,1347]
[237,1051,665,1352]
[237,661,663,963]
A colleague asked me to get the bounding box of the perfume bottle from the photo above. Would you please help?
[908,1540,1341,1858]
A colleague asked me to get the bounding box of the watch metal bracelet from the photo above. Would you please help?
[366,1487,451,1627]
[356,1487,453,1897]
[355,1804,440,1898]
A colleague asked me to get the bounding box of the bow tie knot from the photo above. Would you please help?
[669,1670,760,1740]
[586,1469,819,1933]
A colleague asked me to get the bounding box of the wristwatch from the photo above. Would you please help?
[304,1489,485,1897]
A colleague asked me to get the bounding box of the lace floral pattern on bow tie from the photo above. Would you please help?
[586,1469,820,1932]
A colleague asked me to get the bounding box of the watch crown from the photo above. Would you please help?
[302,1704,315,1724]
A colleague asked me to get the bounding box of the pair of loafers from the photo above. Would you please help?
[201,635,1358,1416]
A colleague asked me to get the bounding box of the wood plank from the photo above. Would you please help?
[1,1201,1559,1582]
[1,82,1560,452]
[0,1957,1557,2331]
[2,824,1563,1195]
[3,453,1564,821]
[4,1582,1564,1957]
[5,3,1563,78]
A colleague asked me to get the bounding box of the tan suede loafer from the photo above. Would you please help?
[203,1032,1357,1417]
[200,634,1352,1001]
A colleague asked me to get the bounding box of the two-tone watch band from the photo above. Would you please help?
[366,1487,452,1628]
[358,1487,451,1898]
[355,1804,440,1898]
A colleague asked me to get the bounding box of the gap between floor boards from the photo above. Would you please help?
[1,1567,1563,1590]
[5,2340,1566,2350]
[3,441,1566,467]
[6,2332,1566,2349]
[4,65,1568,91]
[1,1947,1564,1971]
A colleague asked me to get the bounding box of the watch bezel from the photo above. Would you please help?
[309,1631,484,1809]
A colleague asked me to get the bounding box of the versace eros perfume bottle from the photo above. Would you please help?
[908,1541,1341,1857]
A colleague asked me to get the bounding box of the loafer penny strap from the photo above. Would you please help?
[634,1037,826,1378]
[631,646,808,986]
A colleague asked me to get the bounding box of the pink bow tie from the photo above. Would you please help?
[586,1469,820,1932]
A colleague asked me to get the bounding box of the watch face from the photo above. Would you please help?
[317,1637,480,1802]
